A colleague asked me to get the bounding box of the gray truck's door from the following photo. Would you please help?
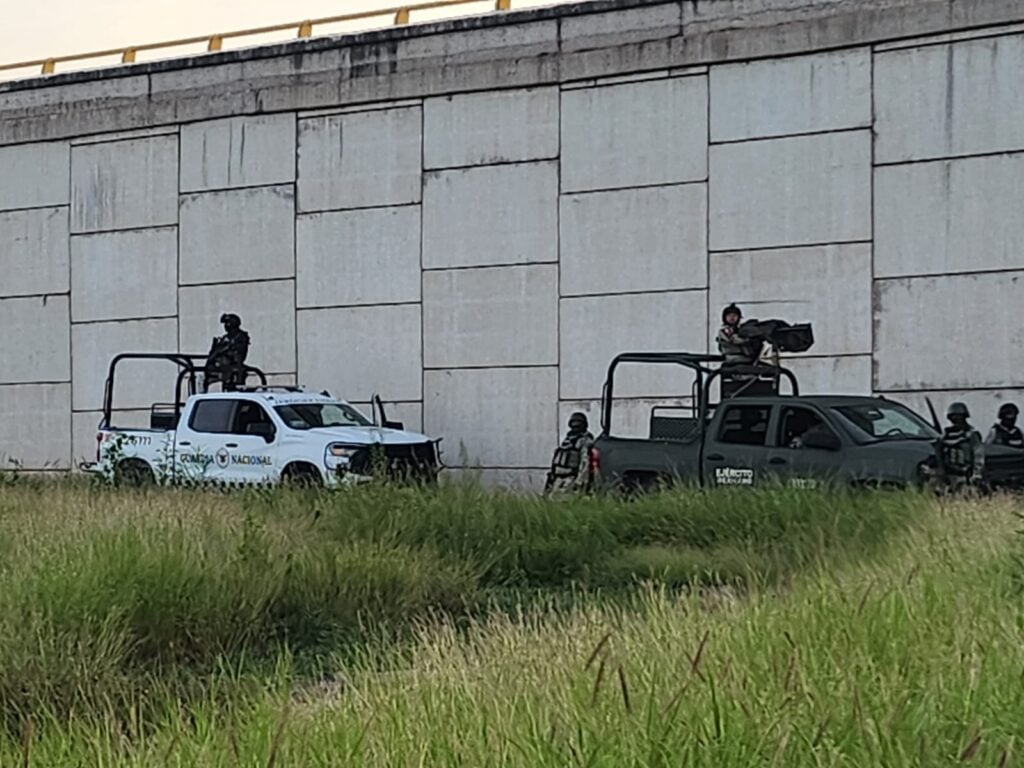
[702,402,777,487]
[767,404,845,489]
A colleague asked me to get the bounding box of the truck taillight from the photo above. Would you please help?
[588,447,600,475]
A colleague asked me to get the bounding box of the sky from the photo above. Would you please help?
[0,0,554,80]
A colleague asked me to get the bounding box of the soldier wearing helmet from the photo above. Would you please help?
[203,312,251,392]
[986,403,1024,449]
[716,303,759,365]
[544,412,595,496]
[936,401,985,492]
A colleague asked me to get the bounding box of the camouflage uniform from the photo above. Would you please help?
[544,413,595,496]
[936,402,985,495]
[986,403,1024,448]
[716,304,758,365]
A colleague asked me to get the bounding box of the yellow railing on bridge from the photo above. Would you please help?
[0,0,513,78]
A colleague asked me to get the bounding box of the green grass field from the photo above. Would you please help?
[0,478,1019,766]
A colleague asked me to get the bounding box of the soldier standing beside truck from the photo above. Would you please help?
[936,402,985,494]
[986,403,1024,448]
[544,412,595,496]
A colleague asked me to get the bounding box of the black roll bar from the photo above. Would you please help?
[598,351,799,437]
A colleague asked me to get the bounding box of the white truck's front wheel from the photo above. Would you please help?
[281,463,323,488]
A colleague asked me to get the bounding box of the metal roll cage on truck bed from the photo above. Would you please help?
[100,352,272,431]
[600,352,800,436]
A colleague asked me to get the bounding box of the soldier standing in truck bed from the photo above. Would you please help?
[203,313,251,392]
[716,303,759,365]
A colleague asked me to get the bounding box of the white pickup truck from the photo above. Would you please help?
[80,352,442,487]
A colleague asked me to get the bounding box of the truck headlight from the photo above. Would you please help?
[327,444,360,458]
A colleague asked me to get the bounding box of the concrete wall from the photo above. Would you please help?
[2,0,1024,482]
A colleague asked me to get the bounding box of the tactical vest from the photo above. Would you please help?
[940,428,976,474]
[992,424,1024,448]
[550,434,589,478]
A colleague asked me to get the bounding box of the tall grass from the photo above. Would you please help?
[257,481,921,588]
[0,479,939,764]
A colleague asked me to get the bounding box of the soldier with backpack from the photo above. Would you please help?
[544,412,595,496]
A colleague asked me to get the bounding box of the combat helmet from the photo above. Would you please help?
[947,401,970,419]
[999,402,1019,419]
[568,411,589,431]
[722,303,742,322]
[220,312,242,330]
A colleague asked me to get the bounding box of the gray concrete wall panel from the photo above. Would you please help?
[560,184,707,296]
[875,272,1024,391]
[423,367,557,468]
[560,291,707,400]
[709,131,871,251]
[0,207,69,297]
[561,76,707,193]
[71,318,178,411]
[423,88,559,169]
[708,243,872,356]
[422,162,558,269]
[297,304,421,402]
[296,206,421,308]
[875,154,1024,278]
[423,264,557,368]
[179,280,296,375]
[297,106,422,212]
[0,142,70,211]
[710,48,871,142]
[783,355,872,397]
[70,228,178,322]
[179,186,295,285]
[875,34,1024,163]
[70,136,179,233]
[180,114,297,193]
[0,384,70,469]
[0,296,69,384]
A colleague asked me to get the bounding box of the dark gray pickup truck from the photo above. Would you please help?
[590,352,1024,493]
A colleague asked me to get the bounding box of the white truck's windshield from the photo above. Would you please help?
[274,402,372,429]
[831,402,938,444]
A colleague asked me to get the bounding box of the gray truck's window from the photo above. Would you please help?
[717,405,771,446]
[832,402,937,443]
[779,407,835,448]
[189,400,236,433]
